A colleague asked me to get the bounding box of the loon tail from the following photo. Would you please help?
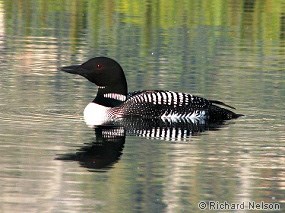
[209,100,236,110]
[209,101,243,121]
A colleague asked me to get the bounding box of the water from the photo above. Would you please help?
[0,0,284,212]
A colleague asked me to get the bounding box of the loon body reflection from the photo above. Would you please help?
[56,118,223,170]
[56,126,125,170]
[61,57,242,126]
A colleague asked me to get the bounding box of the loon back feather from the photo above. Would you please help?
[209,100,236,110]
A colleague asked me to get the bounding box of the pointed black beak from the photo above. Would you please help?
[60,65,81,74]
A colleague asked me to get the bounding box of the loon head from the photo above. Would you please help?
[61,57,128,107]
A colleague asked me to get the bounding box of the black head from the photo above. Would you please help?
[61,57,128,107]
[61,57,127,88]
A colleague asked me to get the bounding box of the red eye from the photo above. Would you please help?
[96,64,103,70]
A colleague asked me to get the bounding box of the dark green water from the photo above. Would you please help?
[0,0,284,212]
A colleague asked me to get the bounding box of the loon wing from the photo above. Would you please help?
[209,100,236,110]
[118,90,242,121]
[126,90,210,108]
[128,90,236,110]
[118,90,211,119]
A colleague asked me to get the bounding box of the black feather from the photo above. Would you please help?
[209,100,236,109]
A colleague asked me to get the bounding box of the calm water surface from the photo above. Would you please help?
[0,1,284,212]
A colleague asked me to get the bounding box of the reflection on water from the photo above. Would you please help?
[0,0,284,212]
[56,118,226,171]
[57,126,126,170]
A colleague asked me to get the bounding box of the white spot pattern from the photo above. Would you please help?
[162,92,167,104]
[143,93,148,102]
[166,92,172,105]
[157,92,162,104]
[147,93,153,103]
[104,93,126,101]
[118,90,209,122]
[172,92,178,105]
[178,93,184,106]
[152,93,157,105]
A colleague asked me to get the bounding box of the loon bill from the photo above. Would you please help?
[61,57,242,126]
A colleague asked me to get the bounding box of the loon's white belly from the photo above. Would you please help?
[84,102,111,126]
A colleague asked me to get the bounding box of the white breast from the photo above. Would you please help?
[83,103,111,126]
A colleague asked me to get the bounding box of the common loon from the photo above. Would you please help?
[61,57,242,126]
